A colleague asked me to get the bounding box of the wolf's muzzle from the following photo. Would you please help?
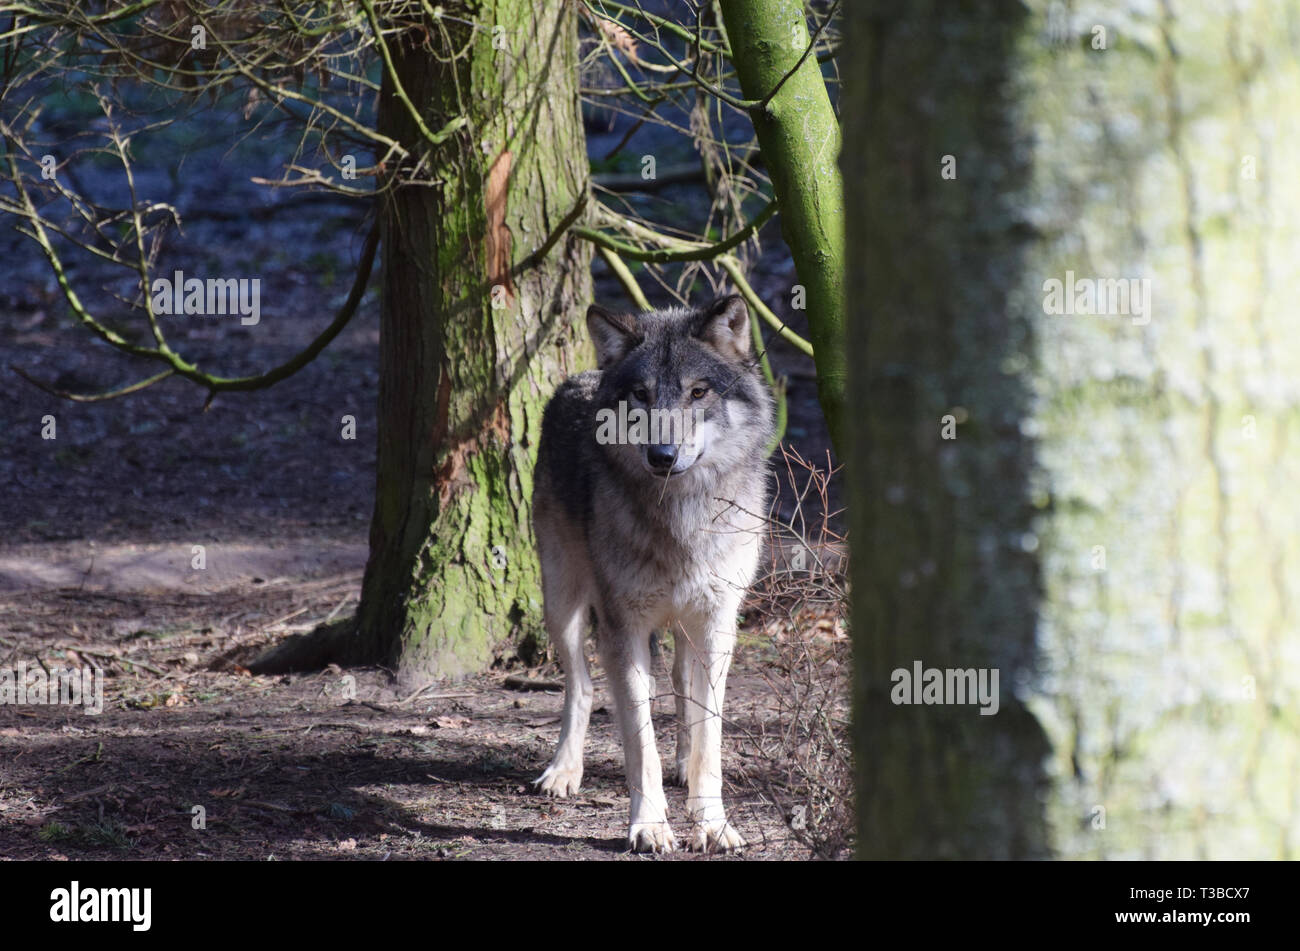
[646,443,679,473]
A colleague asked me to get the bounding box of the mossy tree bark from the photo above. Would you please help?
[717,0,846,454]
[347,1,592,686]
[845,0,1300,858]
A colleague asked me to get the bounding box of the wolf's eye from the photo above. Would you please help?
[690,385,709,400]
[632,387,649,403]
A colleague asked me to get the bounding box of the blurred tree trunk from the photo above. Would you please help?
[347,1,591,685]
[845,0,1300,858]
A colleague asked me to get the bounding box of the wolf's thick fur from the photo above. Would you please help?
[531,296,774,853]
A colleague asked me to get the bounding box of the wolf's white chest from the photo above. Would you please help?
[650,503,763,625]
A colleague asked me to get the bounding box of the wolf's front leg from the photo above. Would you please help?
[680,613,745,853]
[534,599,592,798]
[599,623,675,853]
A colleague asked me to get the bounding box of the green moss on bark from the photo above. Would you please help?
[353,0,593,686]
[718,0,846,454]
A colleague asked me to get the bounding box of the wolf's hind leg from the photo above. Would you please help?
[534,594,592,798]
[671,629,691,786]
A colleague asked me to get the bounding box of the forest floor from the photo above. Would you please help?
[0,100,847,861]
[0,586,846,861]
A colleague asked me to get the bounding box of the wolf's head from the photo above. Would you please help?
[588,296,774,481]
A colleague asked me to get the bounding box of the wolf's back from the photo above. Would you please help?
[533,370,602,529]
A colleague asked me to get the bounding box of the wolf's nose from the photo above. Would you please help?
[646,444,678,471]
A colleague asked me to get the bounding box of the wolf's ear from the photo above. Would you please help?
[587,304,639,369]
[695,295,750,361]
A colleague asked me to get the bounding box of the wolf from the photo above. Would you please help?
[531,295,775,853]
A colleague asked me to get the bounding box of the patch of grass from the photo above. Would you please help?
[130,627,176,640]
[38,821,73,842]
[39,819,136,851]
[80,819,136,850]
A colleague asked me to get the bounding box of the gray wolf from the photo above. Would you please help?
[531,295,774,853]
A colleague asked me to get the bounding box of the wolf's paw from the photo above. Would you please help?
[627,821,677,854]
[533,762,582,798]
[687,819,745,853]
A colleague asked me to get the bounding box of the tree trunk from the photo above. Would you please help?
[845,0,1300,858]
[718,0,846,455]
[350,1,592,686]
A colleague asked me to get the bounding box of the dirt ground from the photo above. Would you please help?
[0,104,847,860]
[0,582,847,860]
